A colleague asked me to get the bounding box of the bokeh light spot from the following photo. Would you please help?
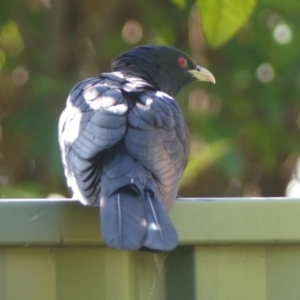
[0,20,24,55]
[188,89,221,114]
[122,20,143,44]
[189,89,209,112]
[12,66,29,86]
[243,182,261,197]
[273,23,292,44]
[40,0,51,9]
[266,13,283,29]
[256,63,275,83]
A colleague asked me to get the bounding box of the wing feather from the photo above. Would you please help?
[125,90,190,210]
[59,77,128,205]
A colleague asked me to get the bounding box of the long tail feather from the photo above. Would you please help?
[100,186,146,250]
[142,191,178,251]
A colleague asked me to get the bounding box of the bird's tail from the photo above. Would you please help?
[100,155,178,252]
[141,190,178,251]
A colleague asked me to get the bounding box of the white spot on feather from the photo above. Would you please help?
[113,72,125,79]
[149,223,159,230]
[155,91,173,100]
[83,88,99,101]
[145,98,153,107]
[61,107,81,144]
[107,103,127,114]
[89,96,115,110]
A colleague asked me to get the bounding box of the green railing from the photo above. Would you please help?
[1,198,300,300]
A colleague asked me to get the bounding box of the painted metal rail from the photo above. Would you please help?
[1,198,300,300]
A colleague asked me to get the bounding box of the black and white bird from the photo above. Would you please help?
[59,45,215,252]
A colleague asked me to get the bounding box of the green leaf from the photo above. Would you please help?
[198,0,256,48]
[170,0,186,9]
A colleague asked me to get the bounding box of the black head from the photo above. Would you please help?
[111,45,215,97]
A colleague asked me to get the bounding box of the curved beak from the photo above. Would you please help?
[188,66,216,84]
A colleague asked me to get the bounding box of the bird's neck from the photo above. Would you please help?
[111,56,177,97]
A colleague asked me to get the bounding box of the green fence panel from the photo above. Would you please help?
[1,198,300,300]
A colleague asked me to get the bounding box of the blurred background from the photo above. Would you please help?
[0,0,299,198]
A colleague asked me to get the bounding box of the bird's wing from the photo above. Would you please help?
[59,77,128,205]
[125,90,190,210]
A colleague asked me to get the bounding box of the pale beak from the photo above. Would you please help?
[188,66,216,84]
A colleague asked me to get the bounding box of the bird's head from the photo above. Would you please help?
[111,45,215,97]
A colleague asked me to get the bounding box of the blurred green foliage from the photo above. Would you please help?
[0,0,299,198]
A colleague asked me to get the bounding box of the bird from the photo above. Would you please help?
[59,45,215,252]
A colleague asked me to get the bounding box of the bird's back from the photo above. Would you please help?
[59,72,190,251]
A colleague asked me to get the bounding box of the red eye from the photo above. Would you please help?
[178,56,187,68]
